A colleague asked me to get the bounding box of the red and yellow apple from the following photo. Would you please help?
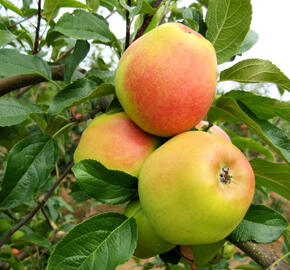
[139,131,255,244]
[195,120,231,142]
[125,200,175,258]
[115,23,217,137]
[74,112,159,176]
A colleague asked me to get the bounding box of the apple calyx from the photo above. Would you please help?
[219,167,232,185]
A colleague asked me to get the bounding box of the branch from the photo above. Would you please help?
[15,85,34,99]
[8,12,38,29]
[40,207,54,231]
[33,0,42,54]
[0,65,64,97]
[0,162,73,248]
[133,0,163,41]
[230,240,289,269]
[125,0,132,50]
[55,47,75,62]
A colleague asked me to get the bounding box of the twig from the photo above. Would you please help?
[70,106,102,123]
[33,0,42,54]
[8,12,38,29]
[274,117,281,126]
[0,65,65,97]
[3,210,17,222]
[158,0,171,25]
[133,0,163,41]
[0,162,73,248]
[177,246,196,270]
[55,47,75,62]
[40,207,54,231]
[230,240,289,269]
[125,0,131,50]
[106,9,116,19]
[15,85,34,99]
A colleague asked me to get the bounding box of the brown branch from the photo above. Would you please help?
[230,240,289,269]
[15,85,34,99]
[125,0,132,50]
[0,65,64,97]
[133,0,163,41]
[158,0,171,25]
[3,210,17,222]
[0,162,73,248]
[33,0,42,54]
[40,207,54,231]
[55,47,75,62]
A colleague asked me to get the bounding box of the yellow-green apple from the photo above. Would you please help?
[74,112,159,176]
[139,131,255,244]
[125,200,175,258]
[195,121,231,142]
[115,23,217,137]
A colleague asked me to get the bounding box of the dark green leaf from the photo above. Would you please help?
[220,59,290,92]
[232,137,274,161]
[44,116,70,136]
[235,264,263,270]
[54,10,114,43]
[250,158,290,200]
[43,0,88,22]
[69,182,91,202]
[230,205,288,243]
[0,29,16,46]
[183,8,199,31]
[19,233,52,249]
[47,212,137,270]
[223,90,290,121]
[0,0,24,16]
[86,68,115,84]
[0,49,51,79]
[72,159,138,204]
[48,78,114,115]
[0,134,58,210]
[236,30,259,55]
[208,97,290,162]
[206,0,252,64]
[106,96,123,114]
[0,98,42,127]
[64,40,90,83]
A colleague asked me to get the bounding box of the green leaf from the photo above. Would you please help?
[208,97,290,163]
[0,0,24,16]
[236,30,258,55]
[64,40,90,83]
[0,49,51,80]
[183,8,200,31]
[0,98,42,127]
[72,159,138,204]
[220,59,290,92]
[106,96,123,114]
[206,0,252,64]
[120,0,143,18]
[86,68,115,84]
[47,212,137,270]
[54,10,114,43]
[48,78,114,115]
[19,233,52,249]
[86,0,100,12]
[230,205,288,243]
[145,4,165,34]
[140,0,155,14]
[0,29,16,46]
[0,134,58,210]
[223,90,290,121]
[232,137,274,161]
[43,0,88,23]
[250,158,290,200]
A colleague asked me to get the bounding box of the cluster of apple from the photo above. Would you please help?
[74,23,255,262]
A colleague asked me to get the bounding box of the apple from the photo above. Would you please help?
[195,121,231,142]
[139,131,255,244]
[74,112,159,176]
[181,240,225,267]
[124,200,175,258]
[115,23,217,137]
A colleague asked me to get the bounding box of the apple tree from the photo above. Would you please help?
[0,0,289,269]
